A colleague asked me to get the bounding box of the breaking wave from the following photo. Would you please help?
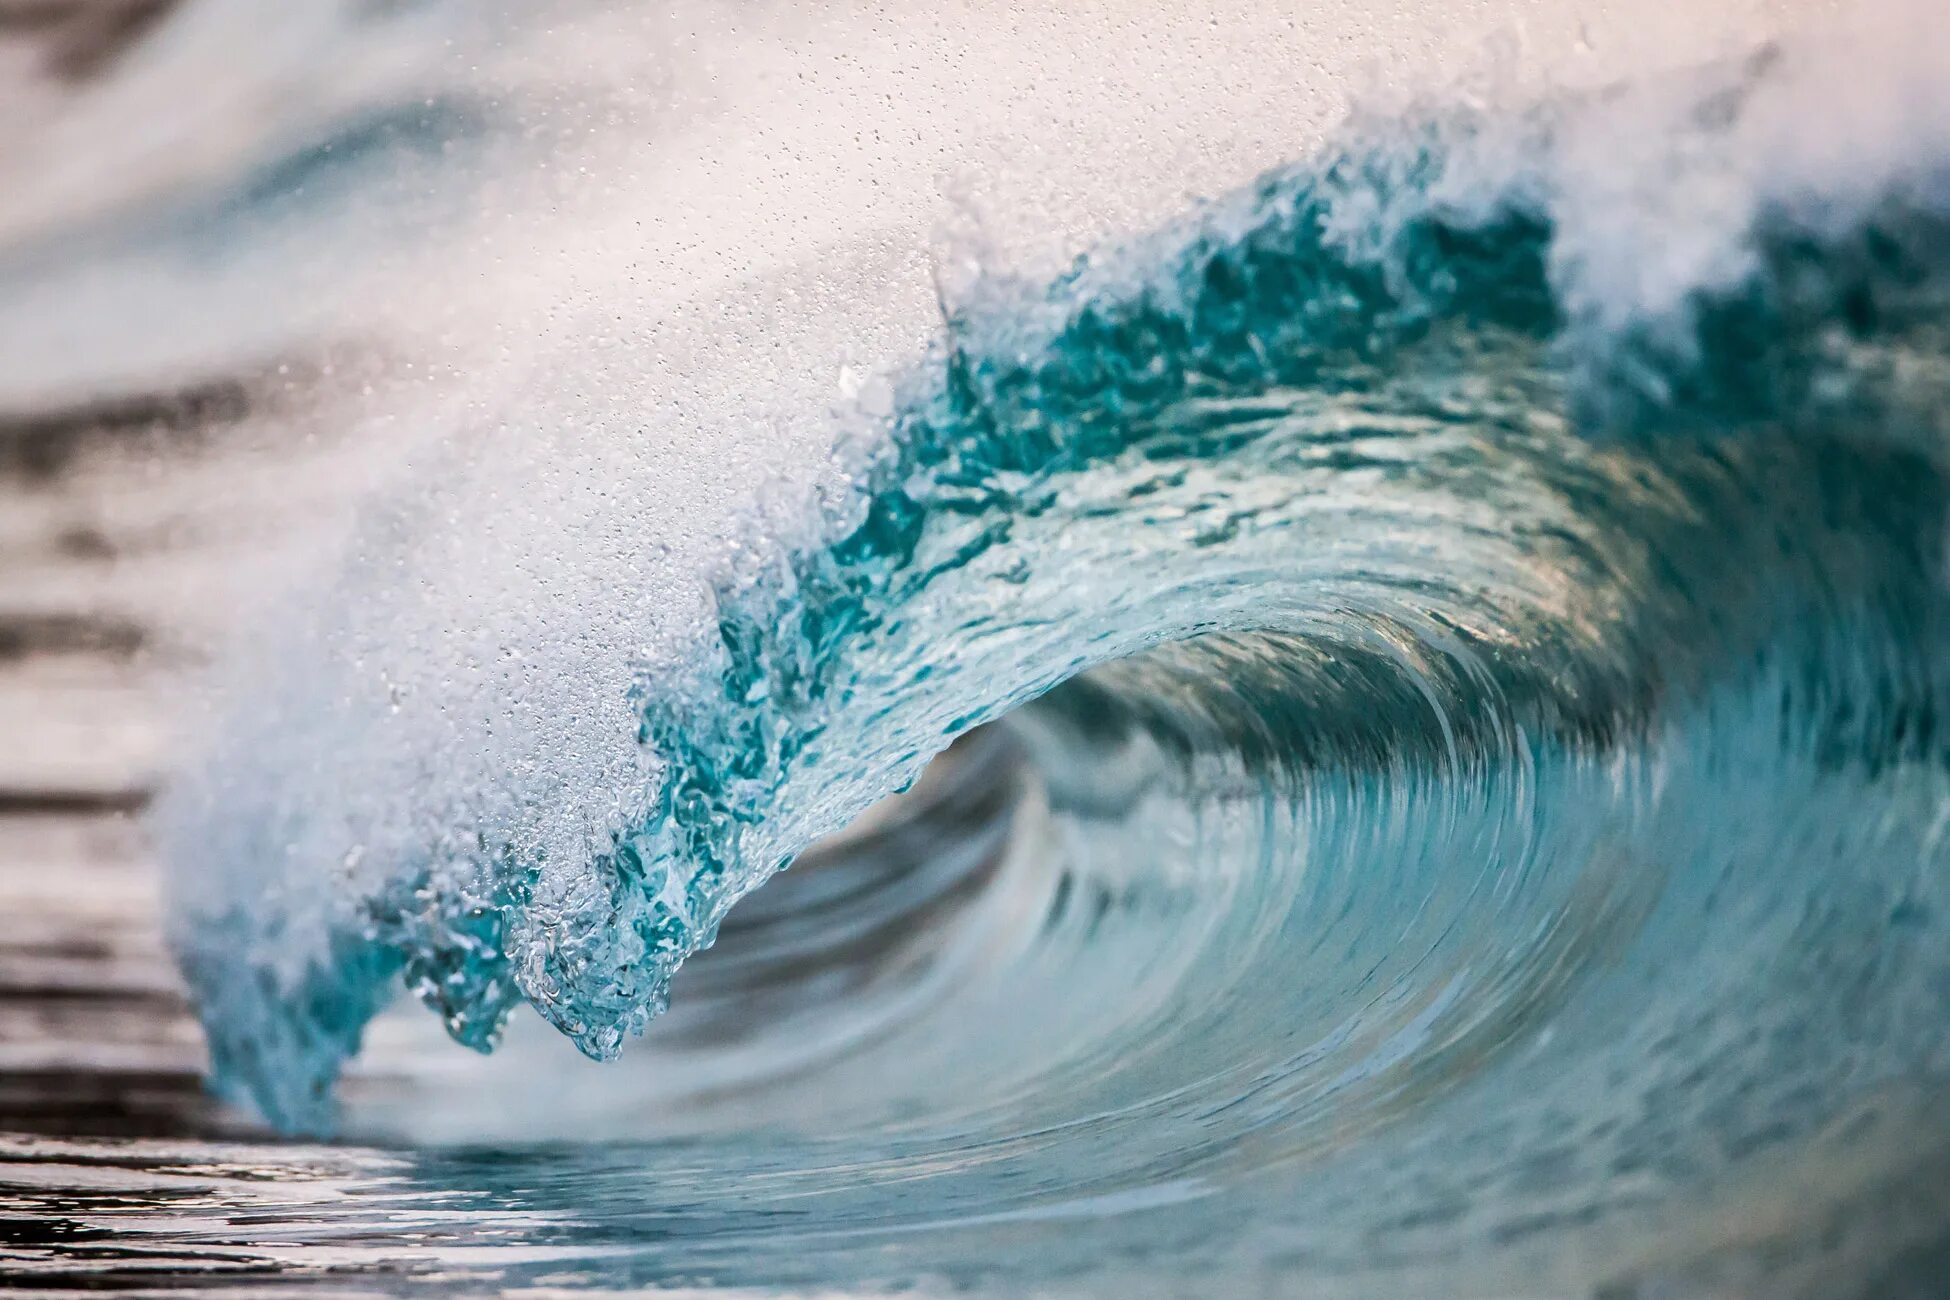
[153,10,1950,1295]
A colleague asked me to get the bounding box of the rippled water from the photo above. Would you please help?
[11,2,1950,1297]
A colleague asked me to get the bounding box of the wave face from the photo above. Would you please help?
[161,19,1950,1297]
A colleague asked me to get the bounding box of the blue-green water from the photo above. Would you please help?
[155,39,1950,1298]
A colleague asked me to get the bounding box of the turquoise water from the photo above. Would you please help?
[155,33,1950,1298]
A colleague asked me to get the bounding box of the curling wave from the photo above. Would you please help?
[162,25,1950,1297]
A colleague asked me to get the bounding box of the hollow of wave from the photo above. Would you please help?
[159,30,1950,1296]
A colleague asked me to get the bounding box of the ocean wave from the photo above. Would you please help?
[148,7,1950,1294]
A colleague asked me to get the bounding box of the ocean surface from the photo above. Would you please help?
[8,2,1950,1296]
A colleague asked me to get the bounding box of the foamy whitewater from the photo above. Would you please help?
[17,0,1940,1293]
